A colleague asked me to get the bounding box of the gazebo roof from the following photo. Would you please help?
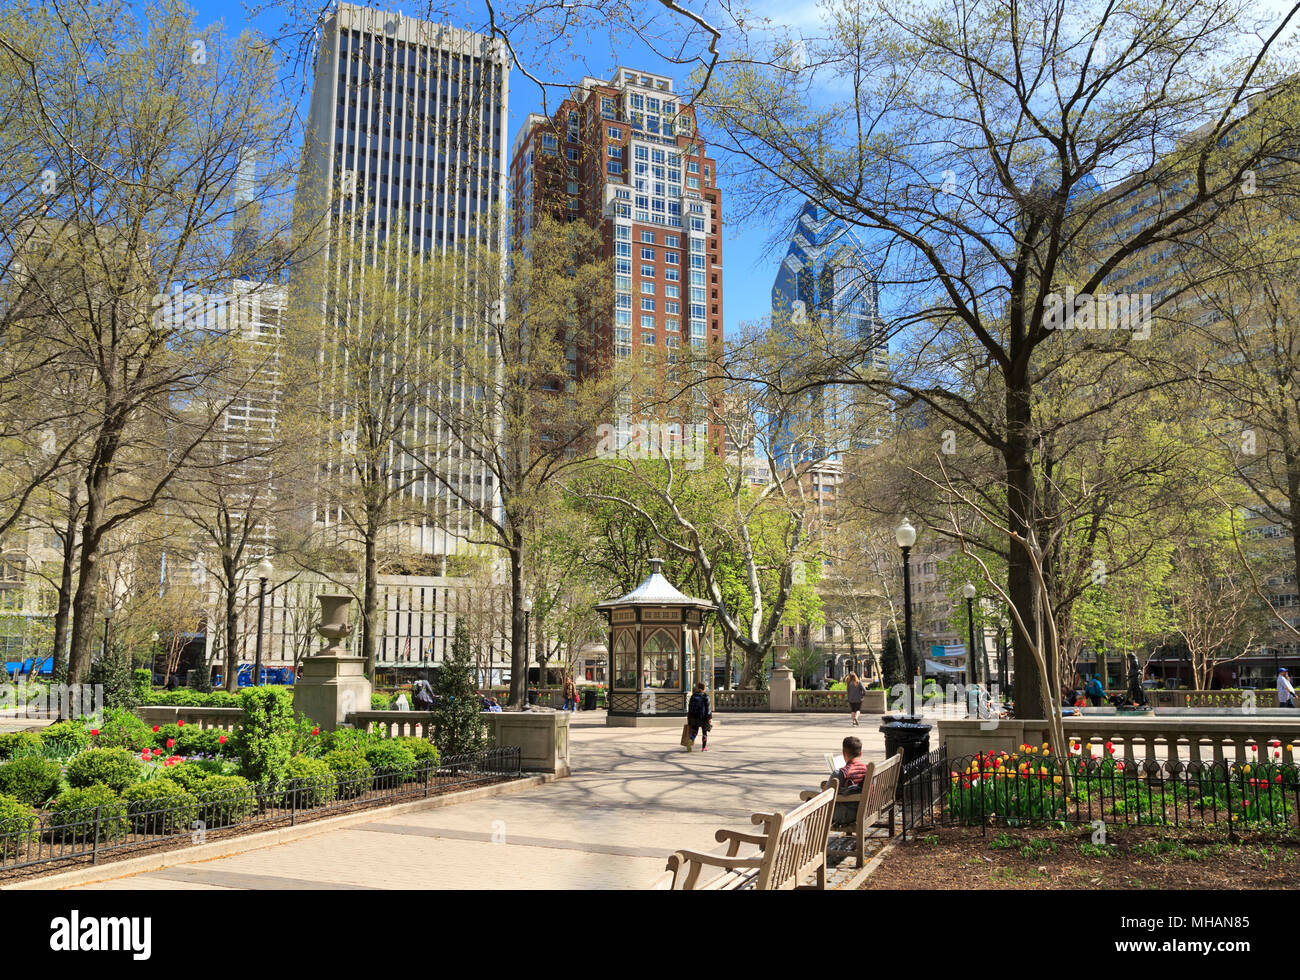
[595,558,714,611]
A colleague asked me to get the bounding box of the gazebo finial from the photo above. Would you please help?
[648,556,664,575]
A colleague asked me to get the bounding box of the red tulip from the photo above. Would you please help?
[177,720,185,727]
[152,748,163,756]
[312,727,320,736]
[166,739,175,748]
[218,735,227,744]
[152,726,160,733]
[90,729,99,736]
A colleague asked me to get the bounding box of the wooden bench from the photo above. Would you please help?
[658,786,837,890]
[800,750,902,870]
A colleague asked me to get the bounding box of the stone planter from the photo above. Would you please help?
[481,710,570,774]
[293,594,372,731]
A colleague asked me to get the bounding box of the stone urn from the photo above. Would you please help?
[293,593,371,731]
[314,594,355,652]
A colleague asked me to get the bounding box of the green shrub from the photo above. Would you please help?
[0,731,41,761]
[133,669,152,701]
[163,761,212,792]
[370,692,392,710]
[235,687,296,791]
[121,779,198,835]
[282,757,336,808]
[65,748,144,793]
[430,621,490,756]
[187,660,214,693]
[322,750,372,799]
[40,720,92,753]
[0,756,62,806]
[394,737,440,767]
[49,785,128,842]
[364,741,418,784]
[0,792,38,858]
[322,727,380,754]
[140,689,238,708]
[149,723,234,758]
[193,774,255,827]
[94,708,153,752]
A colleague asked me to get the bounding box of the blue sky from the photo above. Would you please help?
[186,0,798,334]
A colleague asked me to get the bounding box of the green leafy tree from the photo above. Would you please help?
[430,621,490,758]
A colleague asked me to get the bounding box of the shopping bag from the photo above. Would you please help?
[680,721,693,747]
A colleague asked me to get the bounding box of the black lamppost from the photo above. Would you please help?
[101,605,115,662]
[962,582,977,687]
[897,519,917,713]
[253,557,273,687]
[879,519,932,766]
[523,597,534,705]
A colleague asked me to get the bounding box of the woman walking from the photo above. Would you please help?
[563,676,579,712]
[685,682,712,751]
[845,672,866,727]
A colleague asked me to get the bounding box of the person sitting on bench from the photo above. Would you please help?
[830,736,869,824]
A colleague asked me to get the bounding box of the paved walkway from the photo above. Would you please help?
[69,711,889,890]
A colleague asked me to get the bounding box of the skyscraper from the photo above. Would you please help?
[295,2,510,557]
[509,67,723,453]
[770,202,888,466]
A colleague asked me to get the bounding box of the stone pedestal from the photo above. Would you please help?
[292,593,371,732]
[769,666,795,712]
[294,653,372,731]
[482,710,570,774]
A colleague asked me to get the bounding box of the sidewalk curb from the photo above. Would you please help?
[2,773,558,891]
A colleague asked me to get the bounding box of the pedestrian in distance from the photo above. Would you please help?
[685,682,712,752]
[1279,667,1297,708]
[845,672,866,727]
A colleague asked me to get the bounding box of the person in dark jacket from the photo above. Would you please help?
[686,682,712,752]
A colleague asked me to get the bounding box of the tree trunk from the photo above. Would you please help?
[1005,379,1044,716]
[223,569,240,693]
[362,523,378,679]
[508,539,526,708]
[50,490,79,683]
[66,463,110,685]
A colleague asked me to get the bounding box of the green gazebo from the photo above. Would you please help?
[595,558,715,727]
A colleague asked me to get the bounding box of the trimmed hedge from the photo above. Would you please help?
[0,756,62,807]
[163,761,213,793]
[0,792,38,858]
[364,741,418,784]
[65,748,144,793]
[0,731,41,761]
[139,689,241,708]
[193,775,255,828]
[49,785,128,842]
[94,709,153,753]
[39,720,92,753]
[322,750,372,799]
[394,737,440,766]
[283,757,336,808]
[121,779,198,835]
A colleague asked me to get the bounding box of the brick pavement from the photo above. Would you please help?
[68,711,889,890]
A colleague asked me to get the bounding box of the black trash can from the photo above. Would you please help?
[583,689,597,711]
[879,714,933,767]
[527,689,539,706]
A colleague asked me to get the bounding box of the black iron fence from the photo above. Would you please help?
[897,748,1300,838]
[0,746,522,878]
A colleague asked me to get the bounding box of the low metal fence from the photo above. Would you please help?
[0,746,521,878]
[898,748,1300,838]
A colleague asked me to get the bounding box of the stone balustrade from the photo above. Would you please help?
[938,715,1300,765]
[347,709,570,774]
[134,706,243,731]
[712,689,770,711]
[1148,689,1280,709]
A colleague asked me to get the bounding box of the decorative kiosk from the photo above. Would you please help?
[596,558,714,728]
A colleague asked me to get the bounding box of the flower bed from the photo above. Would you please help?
[939,740,1300,832]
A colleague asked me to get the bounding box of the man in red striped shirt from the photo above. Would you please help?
[831,736,869,824]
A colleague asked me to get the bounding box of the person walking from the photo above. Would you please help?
[1279,668,1296,708]
[563,676,578,712]
[844,672,866,727]
[685,682,712,752]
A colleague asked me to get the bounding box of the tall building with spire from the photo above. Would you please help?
[770,202,888,466]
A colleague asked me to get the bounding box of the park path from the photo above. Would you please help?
[66,711,888,890]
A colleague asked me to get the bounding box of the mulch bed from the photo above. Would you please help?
[862,825,1300,889]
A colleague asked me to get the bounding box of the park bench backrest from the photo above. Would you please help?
[859,750,902,832]
[754,785,836,889]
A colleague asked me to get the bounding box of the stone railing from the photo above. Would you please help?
[134,706,243,731]
[1148,689,1280,709]
[793,690,849,712]
[712,689,770,711]
[938,715,1300,765]
[347,709,570,773]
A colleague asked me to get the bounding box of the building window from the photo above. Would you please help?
[641,281,655,294]
[541,133,557,154]
[642,332,656,345]
[641,298,656,311]
[641,264,655,278]
[608,126,623,140]
[608,161,622,175]
[641,231,655,243]
[641,314,656,329]
[666,318,680,331]
[641,247,655,260]
[665,251,679,264]
[665,234,679,247]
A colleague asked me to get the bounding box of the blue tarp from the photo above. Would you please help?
[4,657,52,675]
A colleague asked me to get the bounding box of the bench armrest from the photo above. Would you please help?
[674,849,765,871]
[715,828,770,855]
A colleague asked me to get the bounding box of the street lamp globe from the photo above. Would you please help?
[523,598,534,614]
[150,632,159,643]
[895,519,917,549]
[962,581,977,600]
[256,557,274,580]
